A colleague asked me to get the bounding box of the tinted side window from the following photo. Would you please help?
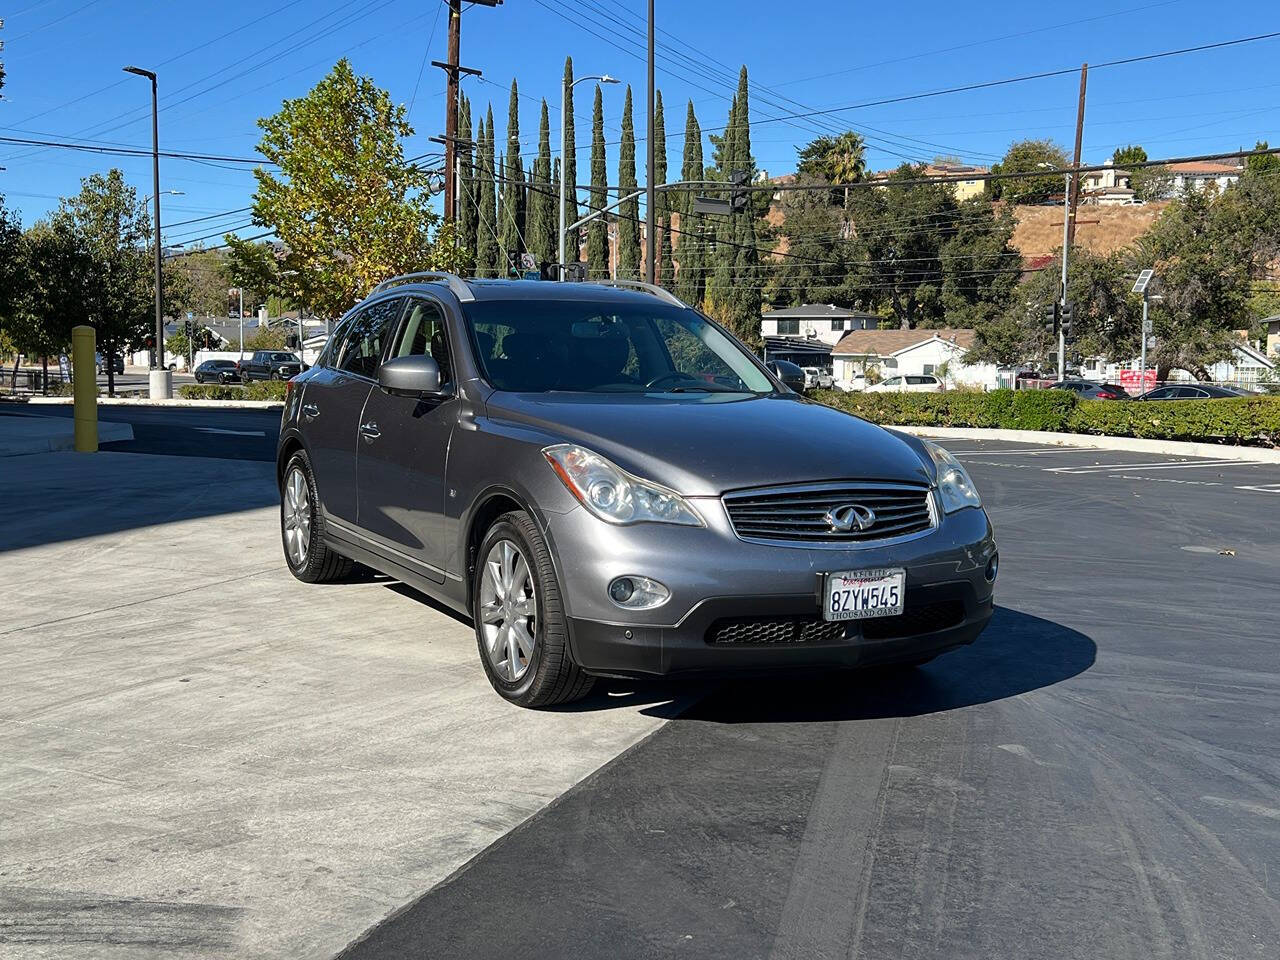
[390,297,452,385]
[339,297,403,378]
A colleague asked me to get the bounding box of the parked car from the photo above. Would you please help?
[95,351,124,375]
[1049,379,1130,400]
[238,350,304,381]
[866,374,946,394]
[194,359,242,384]
[765,358,807,392]
[1135,384,1255,400]
[801,366,836,390]
[277,275,997,707]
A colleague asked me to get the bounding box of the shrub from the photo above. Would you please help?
[812,388,1280,447]
[178,380,289,402]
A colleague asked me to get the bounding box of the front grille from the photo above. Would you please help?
[860,598,965,640]
[722,481,935,544]
[707,617,849,646]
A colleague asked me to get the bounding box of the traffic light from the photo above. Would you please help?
[1043,302,1059,337]
[1060,302,1074,341]
[730,168,750,213]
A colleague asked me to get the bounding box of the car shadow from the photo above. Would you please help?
[663,606,1095,724]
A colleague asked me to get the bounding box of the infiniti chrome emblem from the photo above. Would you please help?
[824,503,877,532]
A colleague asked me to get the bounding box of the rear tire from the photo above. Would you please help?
[472,512,594,708]
[281,450,354,584]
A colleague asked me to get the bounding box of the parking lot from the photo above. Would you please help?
[2,427,1277,959]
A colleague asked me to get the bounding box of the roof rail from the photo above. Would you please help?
[587,278,686,308]
[370,271,475,302]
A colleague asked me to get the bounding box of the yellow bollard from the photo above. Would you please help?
[71,325,98,453]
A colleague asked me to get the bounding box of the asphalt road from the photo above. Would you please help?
[341,440,1280,960]
[0,401,279,460]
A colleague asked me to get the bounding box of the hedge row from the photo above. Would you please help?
[178,381,290,401]
[813,389,1280,447]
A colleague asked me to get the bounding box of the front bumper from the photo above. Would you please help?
[546,497,997,677]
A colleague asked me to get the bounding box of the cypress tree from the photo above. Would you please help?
[658,218,674,289]
[498,80,525,271]
[728,67,762,346]
[674,100,705,306]
[458,94,478,271]
[527,99,555,265]
[587,85,609,279]
[652,89,667,281]
[705,87,739,312]
[476,106,498,277]
[617,85,640,279]
[562,57,580,263]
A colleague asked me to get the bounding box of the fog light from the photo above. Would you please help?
[985,552,999,583]
[607,575,670,609]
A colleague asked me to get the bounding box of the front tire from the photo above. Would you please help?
[473,512,594,708]
[281,451,354,583]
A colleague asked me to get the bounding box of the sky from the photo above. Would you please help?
[1,0,1278,247]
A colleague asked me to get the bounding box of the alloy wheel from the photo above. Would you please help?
[478,539,537,682]
[283,466,312,567]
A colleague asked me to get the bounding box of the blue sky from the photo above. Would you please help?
[1,0,1277,245]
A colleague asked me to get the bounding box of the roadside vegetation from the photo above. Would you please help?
[177,381,290,402]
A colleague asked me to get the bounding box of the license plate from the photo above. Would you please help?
[823,568,905,622]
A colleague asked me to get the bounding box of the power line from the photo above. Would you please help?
[0,134,273,165]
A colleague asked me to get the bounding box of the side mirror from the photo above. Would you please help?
[378,354,444,398]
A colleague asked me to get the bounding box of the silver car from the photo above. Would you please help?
[277,273,997,707]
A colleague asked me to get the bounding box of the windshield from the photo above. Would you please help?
[463,299,775,394]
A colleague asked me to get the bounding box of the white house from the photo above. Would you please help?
[830,328,999,390]
[760,304,879,347]
[1167,160,1242,198]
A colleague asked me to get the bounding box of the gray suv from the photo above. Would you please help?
[277,273,997,707]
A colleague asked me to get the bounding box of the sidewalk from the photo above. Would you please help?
[0,412,132,456]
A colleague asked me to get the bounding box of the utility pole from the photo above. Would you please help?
[644,0,656,285]
[436,0,499,224]
[1059,62,1088,382]
[124,65,168,399]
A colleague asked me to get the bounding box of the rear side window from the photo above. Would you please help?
[389,297,453,385]
[339,297,403,378]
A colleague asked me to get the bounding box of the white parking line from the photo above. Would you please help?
[1236,482,1280,494]
[946,447,1097,456]
[193,427,268,437]
[1044,459,1242,474]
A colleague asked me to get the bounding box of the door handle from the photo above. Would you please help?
[302,403,319,420]
[359,421,381,441]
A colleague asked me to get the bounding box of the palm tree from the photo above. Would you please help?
[798,130,867,205]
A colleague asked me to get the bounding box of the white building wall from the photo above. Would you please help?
[760,318,849,346]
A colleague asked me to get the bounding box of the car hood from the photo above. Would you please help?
[486,391,934,496]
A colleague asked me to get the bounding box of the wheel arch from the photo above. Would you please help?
[462,485,569,616]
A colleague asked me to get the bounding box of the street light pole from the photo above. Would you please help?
[559,73,618,278]
[645,0,655,285]
[1058,172,1070,382]
[124,65,167,397]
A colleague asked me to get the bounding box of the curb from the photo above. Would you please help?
[27,397,284,410]
[0,421,134,457]
[890,425,1280,464]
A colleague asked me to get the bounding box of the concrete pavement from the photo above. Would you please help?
[0,451,681,959]
[0,412,132,456]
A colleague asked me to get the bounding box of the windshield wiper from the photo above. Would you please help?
[665,384,742,393]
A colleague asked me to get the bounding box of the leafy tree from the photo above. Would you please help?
[587,85,609,279]
[55,170,153,395]
[940,199,1020,327]
[497,80,526,270]
[222,236,282,310]
[797,130,866,206]
[251,58,459,320]
[616,85,640,279]
[2,213,85,390]
[1131,164,1173,202]
[1246,140,1280,176]
[1112,144,1148,167]
[527,99,555,265]
[766,180,859,308]
[562,58,581,264]
[476,108,499,277]
[164,248,230,319]
[651,90,668,284]
[989,139,1070,204]
[673,100,705,306]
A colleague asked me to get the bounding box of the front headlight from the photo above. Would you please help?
[922,440,982,513]
[543,444,704,527]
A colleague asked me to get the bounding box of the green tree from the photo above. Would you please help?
[652,89,668,284]
[222,236,282,310]
[587,85,609,279]
[164,248,230,319]
[251,58,458,320]
[497,80,526,270]
[55,170,153,395]
[766,181,858,308]
[527,99,555,265]
[989,139,1070,204]
[673,100,705,306]
[2,216,85,391]
[458,94,479,268]
[797,130,866,206]
[1246,140,1280,176]
[616,86,640,279]
[940,199,1020,327]
[1112,144,1148,167]
[562,57,581,264]
[476,107,499,277]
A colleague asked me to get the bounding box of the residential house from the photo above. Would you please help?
[760,304,881,370]
[830,328,999,390]
[922,161,990,201]
[1264,315,1279,359]
[1167,160,1242,197]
